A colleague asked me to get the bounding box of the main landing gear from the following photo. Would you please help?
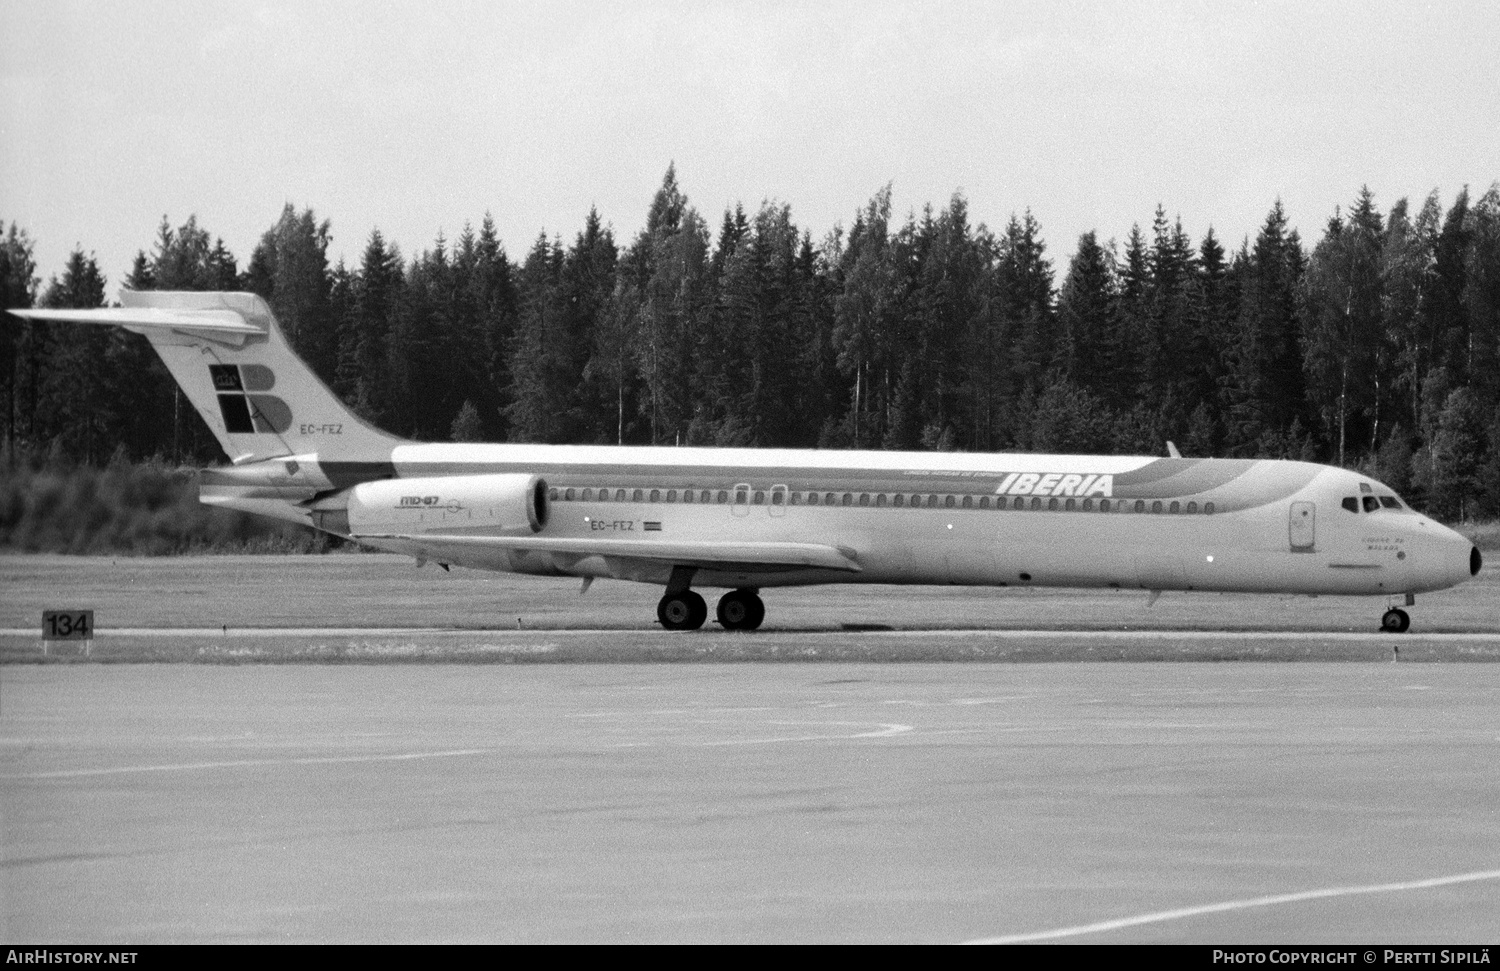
[657,589,766,631]
[657,590,708,630]
[656,568,764,631]
[715,589,765,631]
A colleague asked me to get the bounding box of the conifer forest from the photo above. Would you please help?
[4,167,1499,525]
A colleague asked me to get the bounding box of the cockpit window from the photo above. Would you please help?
[1362,496,1380,513]
[1342,497,1359,513]
[1379,496,1402,509]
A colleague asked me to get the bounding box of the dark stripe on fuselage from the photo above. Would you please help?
[393,460,1018,490]
[1111,458,1262,498]
[368,456,1305,514]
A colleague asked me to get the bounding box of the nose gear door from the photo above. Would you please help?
[1289,501,1316,551]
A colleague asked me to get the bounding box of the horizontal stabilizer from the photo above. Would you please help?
[9,306,263,335]
[353,533,864,574]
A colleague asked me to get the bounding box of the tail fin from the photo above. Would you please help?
[10,290,404,463]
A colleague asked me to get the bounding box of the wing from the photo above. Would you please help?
[352,532,862,575]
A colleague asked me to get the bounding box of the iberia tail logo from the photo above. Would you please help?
[210,364,291,434]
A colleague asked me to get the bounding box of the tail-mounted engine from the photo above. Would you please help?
[311,473,549,538]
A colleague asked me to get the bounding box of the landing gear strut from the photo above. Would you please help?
[1381,608,1411,633]
[716,589,765,631]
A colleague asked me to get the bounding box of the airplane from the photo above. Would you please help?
[10,290,1482,633]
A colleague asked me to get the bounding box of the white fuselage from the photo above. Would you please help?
[205,442,1479,598]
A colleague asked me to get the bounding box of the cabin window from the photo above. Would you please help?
[1048,498,1060,511]
[788,492,799,505]
[1186,501,1197,514]
[1204,502,1215,515]
[735,489,748,504]
[563,487,575,501]
[1015,497,1027,511]
[1081,498,1093,511]
[1099,499,1110,512]
[807,493,819,506]
[928,495,940,508]
[549,487,559,501]
[979,496,990,509]
[1363,496,1380,513]
[876,494,887,507]
[633,489,644,502]
[893,494,904,508]
[1169,501,1180,514]
[597,489,609,503]
[717,490,729,504]
[753,491,765,505]
[682,490,692,504]
[841,493,853,507]
[650,489,661,502]
[1065,498,1077,511]
[771,490,784,506]
[962,496,973,509]
[1031,497,1043,511]
[1133,500,1145,513]
[1151,500,1163,514]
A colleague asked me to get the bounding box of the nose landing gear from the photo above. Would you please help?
[1381,607,1411,633]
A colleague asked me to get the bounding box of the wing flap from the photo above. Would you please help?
[352,533,862,573]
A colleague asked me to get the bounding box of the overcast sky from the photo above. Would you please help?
[3,0,1497,290]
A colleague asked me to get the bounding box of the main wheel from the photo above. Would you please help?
[716,590,765,631]
[658,591,707,630]
[1381,608,1411,633]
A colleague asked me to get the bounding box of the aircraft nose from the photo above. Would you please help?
[1444,530,1481,586]
[1422,521,1481,588]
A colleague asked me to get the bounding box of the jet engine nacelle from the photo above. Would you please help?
[343,473,549,537]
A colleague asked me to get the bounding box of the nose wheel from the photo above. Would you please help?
[716,589,765,631]
[1381,608,1411,633]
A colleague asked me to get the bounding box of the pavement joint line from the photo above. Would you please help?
[0,747,498,779]
[3,627,1499,640]
[960,867,1500,944]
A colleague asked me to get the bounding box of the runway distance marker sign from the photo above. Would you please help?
[42,609,94,640]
